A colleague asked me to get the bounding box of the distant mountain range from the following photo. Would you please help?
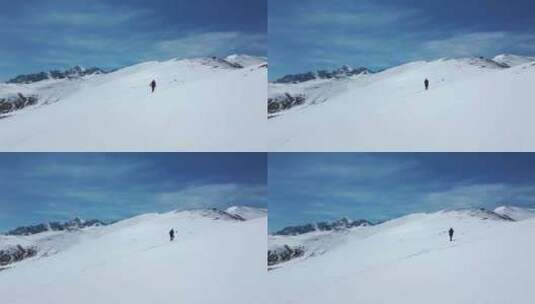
[6,66,107,84]
[273,65,371,84]
[5,218,107,235]
[273,217,373,236]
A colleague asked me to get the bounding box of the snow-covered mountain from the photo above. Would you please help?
[268,206,535,303]
[273,65,371,84]
[268,54,535,151]
[273,217,372,236]
[0,206,267,304]
[5,217,106,235]
[0,55,267,151]
[268,65,371,115]
[269,217,374,266]
[6,66,107,84]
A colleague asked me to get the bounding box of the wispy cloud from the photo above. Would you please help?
[157,31,266,58]
[297,5,420,28]
[301,159,417,181]
[422,183,535,210]
[0,0,266,80]
[269,0,535,78]
[25,159,149,180]
[423,31,535,57]
[272,155,418,184]
[0,153,266,231]
[269,154,535,231]
[32,5,152,28]
[157,183,267,209]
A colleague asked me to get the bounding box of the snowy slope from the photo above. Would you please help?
[268,207,535,304]
[493,54,535,67]
[225,54,267,67]
[0,55,267,151]
[269,55,535,151]
[226,205,268,220]
[0,207,267,304]
[494,205,535,221]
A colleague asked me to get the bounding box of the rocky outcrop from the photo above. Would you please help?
[6,66,106,84]
[185,208,247,222]
[268,93,306,114]
[268,244,305,266]
[0,245,37,266]
[195,57,243,69]
[0,93,38,114]
[274,218,372,236]
[6,218,106,236]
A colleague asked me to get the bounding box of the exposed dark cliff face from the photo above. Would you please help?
[268,245,305,266]
[0,93,38,114]
[0,245,38,266]
[268,93,306,114]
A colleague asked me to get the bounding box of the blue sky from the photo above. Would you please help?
[269,0,535,79]
[0,153,266,232]
[269,153,535,232]
[0,0,266,81]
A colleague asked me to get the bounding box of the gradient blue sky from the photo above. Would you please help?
[269,0,535,79]
[0,0,266,81]
[269,153,535,232]
[0,153,266,232]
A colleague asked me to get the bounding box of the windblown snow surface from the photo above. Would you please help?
[226,205,268,220]
[269,55,535,151]
[0,207,267,304]
[268,206,535,304]
[0,55,266,151]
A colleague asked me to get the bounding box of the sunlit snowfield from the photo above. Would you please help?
[269,55,535,151]
[0,207,267,304]
[0,55,267,151]
[268,206,535,304]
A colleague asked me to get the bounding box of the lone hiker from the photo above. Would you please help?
[424,78,429,91]
[448,227,454,242]
[150,80,157,93]
[169,228,175,241]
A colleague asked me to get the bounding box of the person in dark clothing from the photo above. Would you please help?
[169,228,175,241]
[424,78,429,90]
[448,227,454,242]
[150,80,157,93]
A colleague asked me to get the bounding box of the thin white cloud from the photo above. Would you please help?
[25,160,149,180]
[422,183,535,210]
[423,31,535,57]
[157,31,266,58]
[298,6,419,28]
[28,1,152,28]
[277,156,418,183]
[157,183,266,209]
